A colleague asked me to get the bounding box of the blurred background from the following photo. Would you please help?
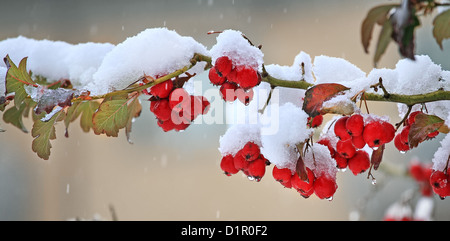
[0,0,449,220]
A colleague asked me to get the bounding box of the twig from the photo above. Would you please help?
[395,104,413,131]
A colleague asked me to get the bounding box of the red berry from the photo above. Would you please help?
[150,99,172,121]
[208,67,226,85]
[345,114,364,136]
[363,121,385,149]
[233,150,249,171]
[247,157,266,181]
[313,175,338,200]
[407,111,422,126]
[351,134,366,149]
[188,95,204,120]
[334,154,348,170]
[157,118,175,132]
[220,155,238,176]
[347,150,370,175]
[169,88,190,111]
[291,168,315,198]
[272,166,293,187]
[235,88,254,106]
[226,68,238,84]
[427,131,439,139]
[381,121,396,144]
[394,133,410,152]
[215,56,233,77]
[236,66,260,89]
[336,139,356,159]
[200,96,210,115]
[409,161,426,182]
[334,116,351,141]
[430,170,450,199]
[219,82,238,102]
[400,125,410,144]
[240,142,261,162]
[150,80,173,99]
[308,115,323,128]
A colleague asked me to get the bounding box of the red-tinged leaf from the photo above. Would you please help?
[4,55,36,109]
[433,9,450,50]
[408,113,445,149]
[34,87,74,115]
[361,4,398,53]
[302,83,349,117]
[371,144,385,171]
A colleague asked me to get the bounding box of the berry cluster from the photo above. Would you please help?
[307,114,324,128]
[220,142,270,182]
[409,161,433,197]
[145,78,210,132]
[394,111,440,153]
[208,56,261,105]
[319,114,395,175]
[272,165,338,200]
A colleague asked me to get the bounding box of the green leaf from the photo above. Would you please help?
[3,56,36,109]
[31,110,65,160]
[361,4,398,53]
[433,9,450,50]
[3,103,29,133]
[64,100,100,137]
[92,94,130,137]
[125,95,142,144]
[374,19,393,67]
[408,113,444,149]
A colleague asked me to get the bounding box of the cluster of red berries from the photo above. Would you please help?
[144,78,210,132]
[272,165,338,200]
[220,142,270,181]
[394,111,440,153]
[208,56,261,105]
[319,114,395,175]
[409,161,433,197]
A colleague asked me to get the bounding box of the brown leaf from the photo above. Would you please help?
[389,0,420,60]
[408,113,444,149]
[302,83,349,117]
[371,144,385,171]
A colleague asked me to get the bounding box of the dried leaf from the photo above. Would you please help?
[302,83,349,117]
[371,144,385,171]
[31,110,65,160]
[433,9,450,50]
[361,4,398,53]
[408,113,445,149]
[34,87,74,115]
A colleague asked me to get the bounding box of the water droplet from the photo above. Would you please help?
[339,168,347,172]
[247,176,254,181]
[372,146,379,150]
[371,178,377,185]
[255,177,261,182]
[440,196,446,200]
[400,151,406,154]
[326,196,333,201]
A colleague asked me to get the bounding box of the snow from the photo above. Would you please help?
[304,143,337,178]
[260,102,313,171]
[413,197,434,221]
[0,36,114,88]
[89,28,209,95]
[218,123,261,156]
[432,133,450,171]
[209,29,264,71]
[265,51,314,84]
[313,55,366,86]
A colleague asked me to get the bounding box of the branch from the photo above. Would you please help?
[260,72,450,107]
